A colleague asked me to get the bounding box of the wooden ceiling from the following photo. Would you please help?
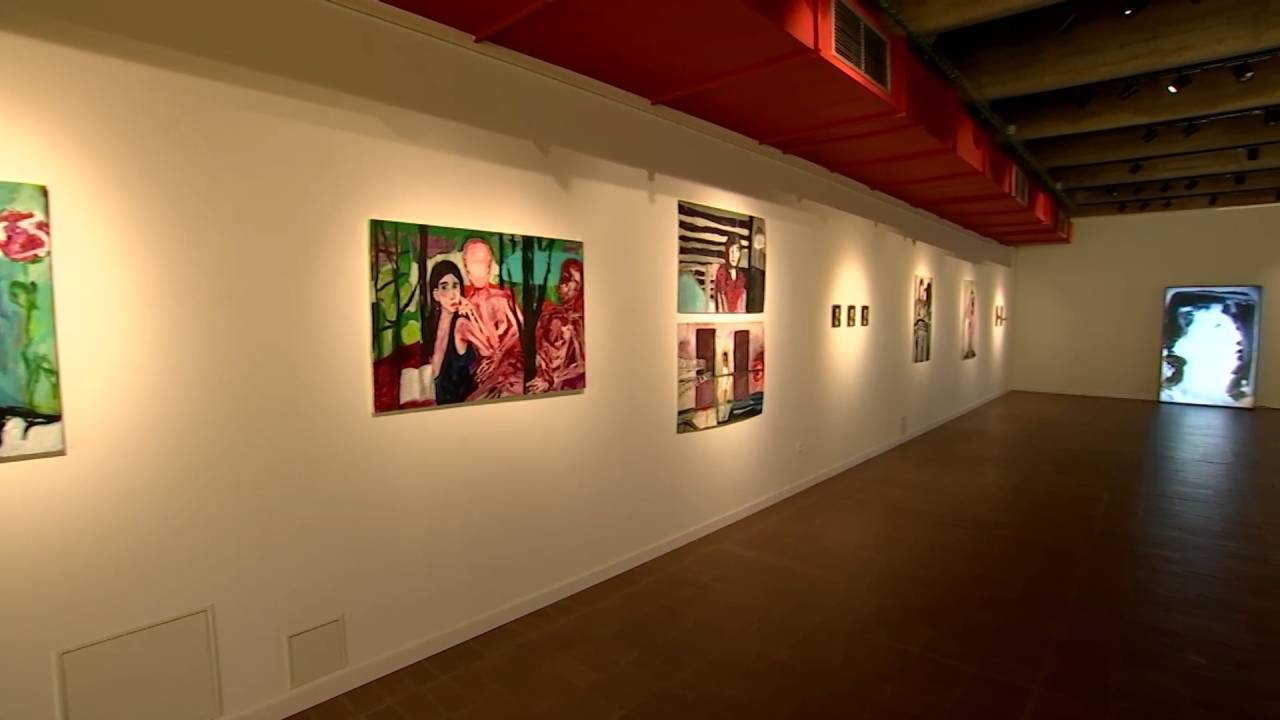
[888,0,1280,216]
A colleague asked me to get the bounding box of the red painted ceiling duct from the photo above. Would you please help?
[383,0,1072,245]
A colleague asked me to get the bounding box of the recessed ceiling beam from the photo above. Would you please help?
[1030,111,1280,167]
[1067,168,1280,205]
[1074,187,1280,216]
[888,0,1064,35]
[1001,61,1280,139]
[950,0,1280,99]
[1054,146,1280,188]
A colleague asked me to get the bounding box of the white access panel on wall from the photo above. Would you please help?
[57,608,222,720]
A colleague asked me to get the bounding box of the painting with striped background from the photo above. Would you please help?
[677,200,765,314]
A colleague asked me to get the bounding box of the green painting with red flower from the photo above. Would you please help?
[0,181,62,459]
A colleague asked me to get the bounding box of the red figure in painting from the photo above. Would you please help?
[714,241,747,313]
[461,238,526,398]
[529,259,585,393]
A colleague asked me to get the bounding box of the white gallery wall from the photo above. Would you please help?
[0,1,1012,718]
[1012,207,1280,408]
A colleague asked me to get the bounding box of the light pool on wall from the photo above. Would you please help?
[0,181,63,459]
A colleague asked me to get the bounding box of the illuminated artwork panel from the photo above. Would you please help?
[1160,286,1261,408]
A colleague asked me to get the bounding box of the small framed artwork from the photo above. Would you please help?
[831,304,842,328]
[847,305,857,327]
[861,305,870,326]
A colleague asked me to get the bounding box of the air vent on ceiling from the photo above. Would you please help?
[833,0,890,90]
[1011,166,1030,206]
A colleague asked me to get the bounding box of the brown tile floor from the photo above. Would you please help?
[288,392,1280,719]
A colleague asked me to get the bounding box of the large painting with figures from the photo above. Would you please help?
[677,322,764,433]
[0,181,63,459]
[370,220,585,413]
[677,201,766,314]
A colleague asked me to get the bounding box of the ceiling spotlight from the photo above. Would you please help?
[1266,109,1280,127]
[1185,179,1200,191]
[1247,147,1262,161]
[1181,123,1202,137]
[1107,187,1119,197]
[1235,173,1247,185]
[1142,127,1159,143]
[1159,182,1172,193]
[1208,195,1220,206]
[1119,82,1141,100]
[1234,62,1256,83]
[1129,162,1144,174]
[1166,74,1192,94]
[1122,1,1149,16]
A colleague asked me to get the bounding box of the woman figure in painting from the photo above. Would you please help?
[529,259,586,394]
[714,240,748,313]
[715,349,734,423]
[424,260,493,405]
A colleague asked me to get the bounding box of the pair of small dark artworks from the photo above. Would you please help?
[831,304,870,328]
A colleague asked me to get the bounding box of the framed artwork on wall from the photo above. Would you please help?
[1160,286,1261,409]
[677,201,766,313]
[831,304,841,328]
[370,220,585,413]
[912,275,933,363]
[0,181,63,460]
[677,322,764,433]
[961,279,977,360]
[861,305,870,326]
[847,305,857,327]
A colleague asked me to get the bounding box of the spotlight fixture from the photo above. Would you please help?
[1185,179,1200,191]
[1129,162,1144,175]
[1266,108,1280,127]
[1121,1,1148,16]
[1159,182,1172,193]
[1166,74,1192,94]
[1142,127,1159,143]
[1234,62,1256,83]
[1181,123,1202,138]
[1208,195,1220,206]
[1247,147,1262,161]
[1107,187,1119,198]
[1235,173,1247,186]
[1119,82,1141,100]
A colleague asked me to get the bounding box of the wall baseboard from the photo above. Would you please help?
[227,388,1008,720]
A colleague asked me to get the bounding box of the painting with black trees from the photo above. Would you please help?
[371,220,585,412]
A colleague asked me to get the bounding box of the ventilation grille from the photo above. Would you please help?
[834,1,890,90]
[1011,167,1030,205]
